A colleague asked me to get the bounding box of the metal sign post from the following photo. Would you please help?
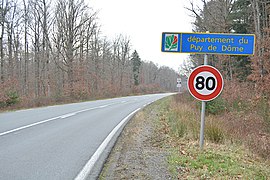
[176,78,181,93]
[200,54,208,150]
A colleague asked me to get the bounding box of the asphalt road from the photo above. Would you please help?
[0,93,173,180]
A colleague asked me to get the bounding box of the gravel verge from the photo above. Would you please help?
[99,102,171,180]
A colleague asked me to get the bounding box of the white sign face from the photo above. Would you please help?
[193,72,217,96]
[177,78,181,88]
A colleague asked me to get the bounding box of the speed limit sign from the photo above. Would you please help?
[188,65,223,101]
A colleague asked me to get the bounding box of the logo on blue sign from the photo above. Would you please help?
[161,33,181,53]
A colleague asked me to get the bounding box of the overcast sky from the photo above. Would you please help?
[90,0,193,71]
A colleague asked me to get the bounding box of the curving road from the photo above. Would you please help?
[0,93,173,180]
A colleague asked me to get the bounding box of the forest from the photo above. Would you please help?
[0,0,178,109]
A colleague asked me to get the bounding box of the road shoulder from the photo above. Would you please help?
[99,99,171,179]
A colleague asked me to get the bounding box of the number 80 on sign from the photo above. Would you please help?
[188,65,223,101]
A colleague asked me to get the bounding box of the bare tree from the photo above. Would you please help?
[54,0,96,96]
[0,0,9,82]
[22,0,29,95]
[119,36,131,89]
[28,0,52,97]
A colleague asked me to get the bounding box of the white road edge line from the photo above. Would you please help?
[74,108,141,180]
[0,104,111,137]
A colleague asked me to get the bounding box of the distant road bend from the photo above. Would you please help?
[0,93,174,180]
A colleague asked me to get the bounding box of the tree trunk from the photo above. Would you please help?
[23,0,29,95]
[0,0,6,83]
[0,23,4,83]
[251,0,263,78]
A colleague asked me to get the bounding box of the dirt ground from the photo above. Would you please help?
[99,105,172,180]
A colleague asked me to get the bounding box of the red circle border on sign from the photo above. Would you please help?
[188,65,223,101]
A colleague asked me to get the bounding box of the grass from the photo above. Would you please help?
[205,117,225,143]
[168,142,269,179]
[155,94,270,179]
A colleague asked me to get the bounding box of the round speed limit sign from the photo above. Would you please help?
[188,65,223,101]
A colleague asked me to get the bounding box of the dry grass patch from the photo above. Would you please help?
[157,94,270,179]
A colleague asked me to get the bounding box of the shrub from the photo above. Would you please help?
[175,121,187,138]
[0,101,6,108]
[6,91,19,106]
[168,113,187,138]
[257,96,270,132]
[0,91,19,108]
[206,97,227,115]
[206,122,225,143]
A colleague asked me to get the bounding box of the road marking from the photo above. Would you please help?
[74,108,141,180]
[76,107,100,113]
[98,105,109,108]
[60,113,77,119]
[0,117,59,136]
[76,104,112,113]
[0,104,112,137]
[15,108,34,113]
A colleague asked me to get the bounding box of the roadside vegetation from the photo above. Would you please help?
[168,1,270,177]
[156,91,270,179]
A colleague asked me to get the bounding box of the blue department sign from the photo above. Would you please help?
[161,32,255,55]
